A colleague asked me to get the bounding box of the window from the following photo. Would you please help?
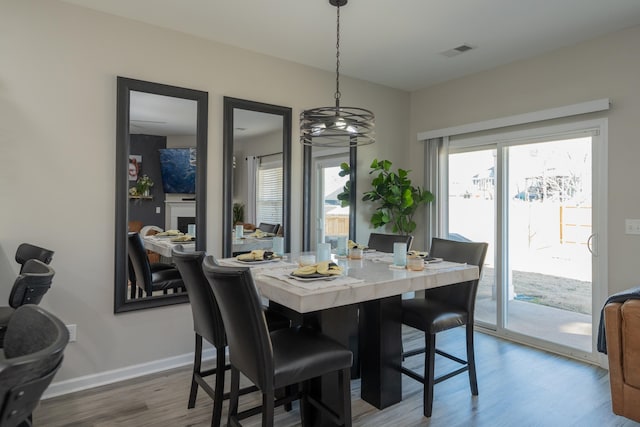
[256,162,283,225]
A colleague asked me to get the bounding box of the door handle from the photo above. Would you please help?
[587,234,596,256]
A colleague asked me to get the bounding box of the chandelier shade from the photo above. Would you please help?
[300,0,375,147]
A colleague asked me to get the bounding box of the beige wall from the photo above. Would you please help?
[0,0,409,385]
[409,25,640,295]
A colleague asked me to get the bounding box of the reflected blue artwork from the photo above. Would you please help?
[159,148,196,194]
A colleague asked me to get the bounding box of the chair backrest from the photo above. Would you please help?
[172,248,227,349]
[127,232,153,295]
[367,233,414,253]
[201,257,273,390]
[8,259,55,309]
[425,237,489,314]
[257,223,280,234]
[15,243,54,274]
[0,305,69,427]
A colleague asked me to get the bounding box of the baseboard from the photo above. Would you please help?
[43,347,217,399]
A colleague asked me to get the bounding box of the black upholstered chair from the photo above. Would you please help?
[0,305,69,427]
[257,223,280,234]
[172,248,290,427]
[366,233,413,253]
[0,260,55,347]
[400,237,488,417]
[127,232,184,298]
[14,243,54,274]
[202,259,353,427]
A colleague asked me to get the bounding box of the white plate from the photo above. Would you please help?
[289,273,339,282]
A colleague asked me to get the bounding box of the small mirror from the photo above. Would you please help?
[222,98,292,258]
[115,77,208,313]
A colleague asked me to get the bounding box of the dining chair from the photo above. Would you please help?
[14,243,54,274]
[172,248,290,427]
[400,237,488,417]
[202,258,353,427]
[366,233,413,253]
[127,232,184,298]
[257,223,280,234]
[0,259,56,347]
[0,305,69,427]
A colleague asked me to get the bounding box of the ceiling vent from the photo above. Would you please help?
[441,44,475,58]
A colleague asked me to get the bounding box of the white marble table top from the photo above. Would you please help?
[232,236,274,253]
[143,235,195,258]
[221,253,479,313]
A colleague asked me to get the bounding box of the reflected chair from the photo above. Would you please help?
[172,248,290,427]
[366,233,413,253]
[0,305,69,427]
[400,237,488,417]
[14,243,54,274]
[202,259,353,427]
[257,223,280,235]
[127,232,184,298]
[0,259,56,347]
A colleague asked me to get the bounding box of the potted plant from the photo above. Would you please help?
[362,159,434,235]
[129,174,154,197]
[233,203,245,225]
[336,162,351,208]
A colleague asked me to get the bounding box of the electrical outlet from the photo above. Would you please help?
[67,324,77,342]
[625,219,640,235]
[156,206,161,214]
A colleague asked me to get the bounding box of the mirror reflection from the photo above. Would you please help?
[223,98,291,258]
[115,77,208,313]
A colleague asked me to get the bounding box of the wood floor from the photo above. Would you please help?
[35,327,638,427]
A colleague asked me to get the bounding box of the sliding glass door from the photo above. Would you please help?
[443,121,605,361]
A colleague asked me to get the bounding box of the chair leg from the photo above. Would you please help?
[228,367,240,426]
[340,368,352,427]
[466,323,479,396]
[262,389,274,427]
[188,334,203,408]
[211,345,226,427]
[300,381,310,427]
[424,333,436,418]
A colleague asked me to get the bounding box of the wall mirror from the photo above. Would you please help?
[222,97,292,258]
[115,77,208,313]
[302,145,357,250]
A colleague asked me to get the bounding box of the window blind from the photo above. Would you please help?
[256,164,283,225]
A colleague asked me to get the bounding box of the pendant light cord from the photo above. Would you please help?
[335,4,341,108]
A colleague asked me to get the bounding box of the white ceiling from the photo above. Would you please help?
[62,0,640,91]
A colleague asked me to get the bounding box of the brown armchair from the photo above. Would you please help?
[604,299,640,422]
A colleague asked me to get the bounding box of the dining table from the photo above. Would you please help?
[142,235,195,259]
[219,251,478,423]
[231,234,274,254]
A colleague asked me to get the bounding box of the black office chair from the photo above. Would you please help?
[366,233,413,253]
[172,248,290,427]
[14,243,54,274]
[400,237,488,417]
[202,259,353,427]
[0,305,69,427]
[127,232,184,298]
[0,260,55,347]
[257,223,280,234]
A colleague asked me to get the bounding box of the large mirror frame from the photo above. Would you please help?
[114,77,208,313]
[222,97,292,258]
[302,145,357,251]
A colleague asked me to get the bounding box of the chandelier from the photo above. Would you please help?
[300,0,375,147]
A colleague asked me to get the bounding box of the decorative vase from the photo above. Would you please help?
[142,188,150,197]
